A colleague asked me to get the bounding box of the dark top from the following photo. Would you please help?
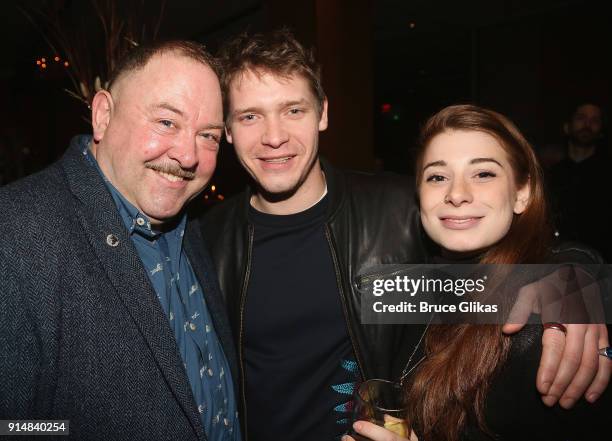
[244,195,360,441]
[426,250,611,440]
[548,152,611,261]
[200,159,428,392]
[464,323,611,440]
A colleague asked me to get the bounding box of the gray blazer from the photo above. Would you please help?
[0,136,238,441]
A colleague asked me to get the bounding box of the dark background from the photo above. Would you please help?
[1,0,610,199]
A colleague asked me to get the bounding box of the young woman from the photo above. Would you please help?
[345,104,610,441]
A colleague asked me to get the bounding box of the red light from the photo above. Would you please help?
[381,103,392,113]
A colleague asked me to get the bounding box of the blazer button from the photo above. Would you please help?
[106,234,120,247]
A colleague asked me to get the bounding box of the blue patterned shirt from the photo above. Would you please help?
[81,137,240,441]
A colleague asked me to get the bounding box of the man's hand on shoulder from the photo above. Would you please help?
[503,264,611,408]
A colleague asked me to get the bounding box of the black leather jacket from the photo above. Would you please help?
[200,159,428,434]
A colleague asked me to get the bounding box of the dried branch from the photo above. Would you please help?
[20,0,167,109]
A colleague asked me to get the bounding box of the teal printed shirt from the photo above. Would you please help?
[81,137,240,441]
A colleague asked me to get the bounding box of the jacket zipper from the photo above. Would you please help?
[238,223,255,441]
[357,268,416,290]
[324,224,367,381]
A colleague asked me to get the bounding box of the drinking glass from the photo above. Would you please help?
[351,379,409,440]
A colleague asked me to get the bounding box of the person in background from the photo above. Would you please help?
[347,104,611,441]
[548,102,610,261]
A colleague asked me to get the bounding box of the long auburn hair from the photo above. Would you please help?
[407,104,553,441]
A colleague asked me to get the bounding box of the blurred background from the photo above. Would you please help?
[1,1,610,247]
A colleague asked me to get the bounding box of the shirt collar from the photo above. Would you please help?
[81,136,187,241]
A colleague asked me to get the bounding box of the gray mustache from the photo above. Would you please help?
[145,162,196,180]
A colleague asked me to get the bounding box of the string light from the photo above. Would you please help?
[201,184,225,203]
[34,54,71,72]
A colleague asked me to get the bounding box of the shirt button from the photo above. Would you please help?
[224,418,229,426]
[106,234,119,247]
[136,217,145,226]
[207,368,214,377]
[190,323,197,331]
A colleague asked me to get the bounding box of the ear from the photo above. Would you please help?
[513,179,531,214]
[225,125,233,144]
[318,97,329,132]
[91,90,114,142]
[562,121,569,136]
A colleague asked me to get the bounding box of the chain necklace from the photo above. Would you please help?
[399,313,434,385]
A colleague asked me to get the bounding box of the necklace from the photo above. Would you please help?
[398,313,434,385]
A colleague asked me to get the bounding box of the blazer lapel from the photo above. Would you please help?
[61,137,206,440]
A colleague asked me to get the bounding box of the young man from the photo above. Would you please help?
[202,30,609,440]
[1,41,239,441]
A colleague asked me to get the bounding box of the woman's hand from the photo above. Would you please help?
[342,420,418,441]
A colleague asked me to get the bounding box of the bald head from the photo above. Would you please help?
[107,40,221,96]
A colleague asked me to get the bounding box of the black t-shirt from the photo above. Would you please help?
[244,195,360,441]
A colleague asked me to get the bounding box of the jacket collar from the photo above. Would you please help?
[319,157,346,223]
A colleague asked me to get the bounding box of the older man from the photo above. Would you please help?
[0,41,239,441]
